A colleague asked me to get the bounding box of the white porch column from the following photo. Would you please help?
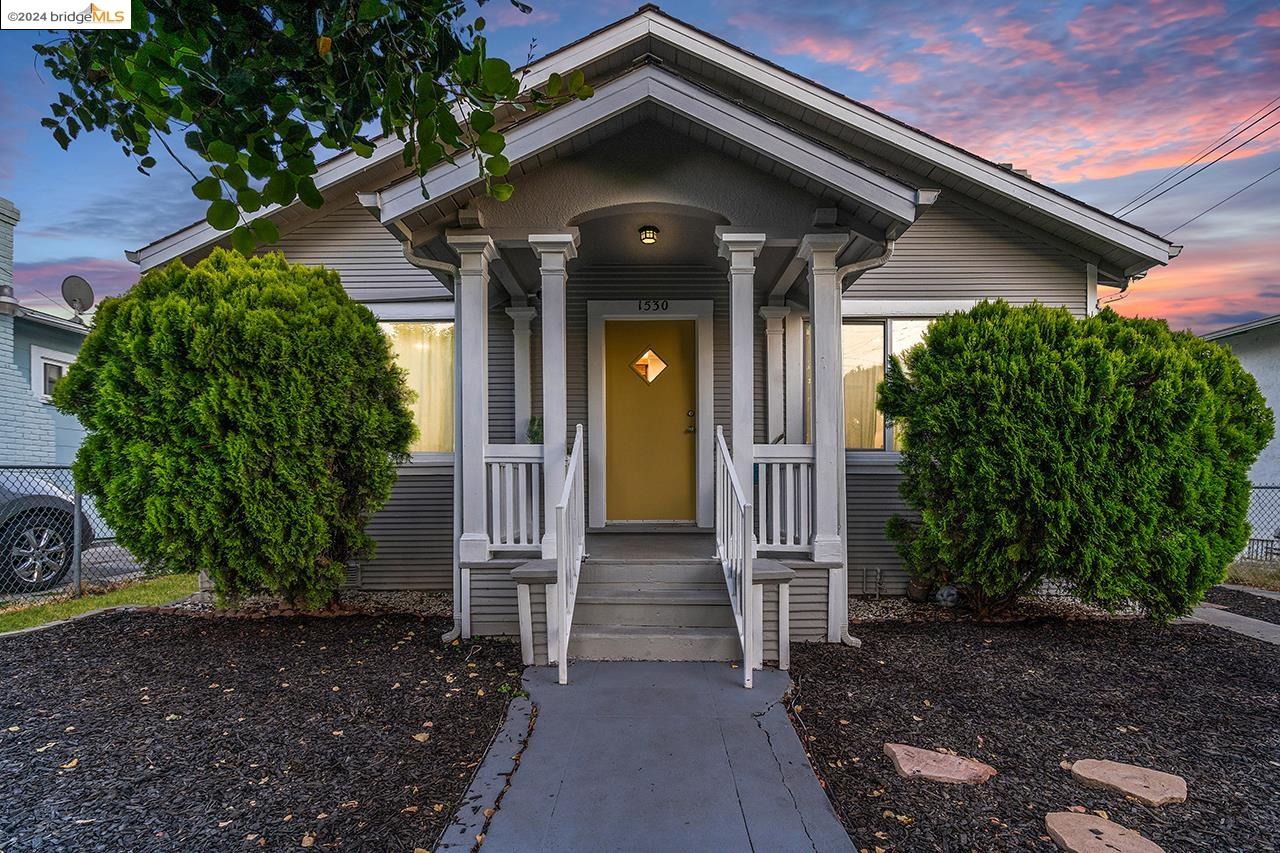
[529,234,578,558]
[448,234,497,563]
[717,233,766,494]
[506,305,537,442]
[798,234,849,566]
[784,309,806,443]
[759,305,789,445]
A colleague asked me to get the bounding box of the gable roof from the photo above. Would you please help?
[1202,314,1280,342]
[131,4,1178,278]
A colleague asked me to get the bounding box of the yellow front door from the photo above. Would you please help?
[605,319,697,522]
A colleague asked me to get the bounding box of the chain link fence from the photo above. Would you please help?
[1244,485,1280,561]
[0,465,145,607]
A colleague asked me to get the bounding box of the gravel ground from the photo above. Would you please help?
[1203,585,1280,625]
[790,620,1279,852]
[0,611,519,851]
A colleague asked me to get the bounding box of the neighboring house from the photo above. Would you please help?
[0,198,90,467]
[128,8,1178,672]
[1204,315,1280,485]
[1203,315,1280,549]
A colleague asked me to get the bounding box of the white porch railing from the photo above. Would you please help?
[753,443,815,554]
[484,444,543,552]
[554,425,586,685]
[715,427,754,688]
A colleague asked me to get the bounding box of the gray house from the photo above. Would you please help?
[128,8,1178,682]
[0,198,90,467]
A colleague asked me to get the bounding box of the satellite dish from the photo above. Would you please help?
[61,275,95,319]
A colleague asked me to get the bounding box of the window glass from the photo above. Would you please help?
[380,321,454,453]
[889,320,930,450]
[842,323,885,449]
[42,362,65,397]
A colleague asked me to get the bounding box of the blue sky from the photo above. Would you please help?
[1,0,1277,330]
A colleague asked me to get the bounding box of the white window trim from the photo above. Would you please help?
[379,318,457,462]
[29,345,77,402]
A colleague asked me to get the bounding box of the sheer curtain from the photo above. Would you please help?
[381,321,454,452]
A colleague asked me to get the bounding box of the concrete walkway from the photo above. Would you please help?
[1187,605,1280,645]
[440,661,853,853]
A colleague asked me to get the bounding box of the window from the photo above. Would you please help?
[29,346,76,401]
[842,319,931,451]
[380,321,454,453]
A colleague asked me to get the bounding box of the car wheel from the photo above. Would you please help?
[0,512,75,594]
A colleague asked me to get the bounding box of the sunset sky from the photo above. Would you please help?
[0,0,1276,332]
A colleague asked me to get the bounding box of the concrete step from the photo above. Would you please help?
[573,587,735,628]
[578,559,724,584]
[567,625,742,661]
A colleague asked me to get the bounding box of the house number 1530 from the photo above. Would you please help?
[637,300,669,311]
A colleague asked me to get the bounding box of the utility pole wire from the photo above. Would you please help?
[1121,116,1280,218]
[1114,96,1280,216]
[1163,162,1280,237]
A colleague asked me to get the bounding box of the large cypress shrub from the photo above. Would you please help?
[54,250,416,607]
[879,301,1272,620]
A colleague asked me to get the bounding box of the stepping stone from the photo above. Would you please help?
[1069,759,1187,806]
[883,743,997,784]
[1045,812,1164,853]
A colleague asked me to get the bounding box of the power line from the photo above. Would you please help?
[1163,162,1280,237]
[1121,116,1280,217]
[1114,96,1280,216]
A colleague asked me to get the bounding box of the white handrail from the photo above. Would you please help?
[753,443,815,554]
[715,426,754,688]
[555,425,587,685]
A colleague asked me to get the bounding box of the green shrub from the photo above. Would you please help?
[54,250,415,607]
[879,301,1273,620]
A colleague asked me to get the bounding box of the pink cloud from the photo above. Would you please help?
[11,257,138,313]
[1259,9,1280,27]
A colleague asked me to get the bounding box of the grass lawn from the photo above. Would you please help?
[0,573,197,634]
[1226,559,1280,592]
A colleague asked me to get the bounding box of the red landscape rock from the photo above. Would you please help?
[1068,759,1188,807]
[883,743,997,784]
[1045,812,1165,853]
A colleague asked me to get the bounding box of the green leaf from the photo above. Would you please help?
[251,218,280,244]
[490,182,514,202]
[221,163,248,190]
[486,154,510,177]
[357,0,384,22]
[545,72,562,98]
[470,110,495,135]
[229,225,256,255]
[206,199,238,231]
[264,171,297,205]
[351,139,375,157]
[476,131,505,156]
[569,69,585,93]
[481,58,513,93]
[237,188,262,212]
[193,177,222,201]
[297,176,324,209]
[206,140,237,164]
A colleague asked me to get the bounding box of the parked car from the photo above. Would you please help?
[0,473,96,593]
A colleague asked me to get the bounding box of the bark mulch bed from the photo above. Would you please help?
[789,620,1279,852]
[1204,585,1280,626]
[0,611,520,851]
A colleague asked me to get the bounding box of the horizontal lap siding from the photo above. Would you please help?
[854,198,1087,315]
[789,566,830,641]
[489,308,516,443]
[261,202,450,302]
[763,584,779,662]
[847,465,913,595]
[531,585,548,665]
[470,566,519,636]
[360,466,454,590]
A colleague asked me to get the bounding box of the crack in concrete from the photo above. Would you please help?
[715,713,758,853]
[753,697,820,853]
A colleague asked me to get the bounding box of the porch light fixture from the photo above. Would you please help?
[638,225,660,245]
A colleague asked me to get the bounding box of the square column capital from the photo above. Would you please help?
[505,305,538,330]
[759,305,791,328]
[797,233,850,270]
[447,233,497,268]
[716,232,767,264]
[528,233,579,261]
